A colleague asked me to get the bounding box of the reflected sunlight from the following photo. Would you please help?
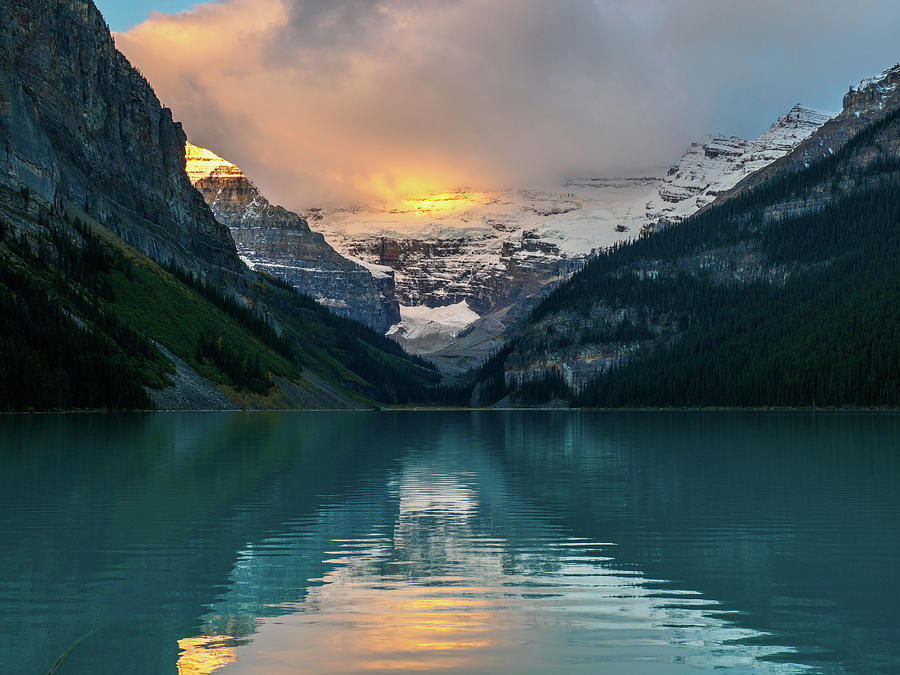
[299,582,500,671]
[176,636,238,675]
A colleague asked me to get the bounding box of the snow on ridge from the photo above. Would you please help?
[757,105,834,140]
[651,101,829,222]
[851,63,900,93]
[387,301,480,340]
[344,253,393,280]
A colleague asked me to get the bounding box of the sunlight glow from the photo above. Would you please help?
[398,190,486,215]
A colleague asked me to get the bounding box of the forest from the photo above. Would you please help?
[0,204,448,411]
[473,108,900,408]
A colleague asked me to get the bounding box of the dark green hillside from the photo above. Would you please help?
[472,108,900,408]
[0,221,162,411]
[0,196,442,412]
[576,184,900,407]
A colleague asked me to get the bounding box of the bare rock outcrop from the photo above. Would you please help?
[0,0,241,278]
[186,144,400,332]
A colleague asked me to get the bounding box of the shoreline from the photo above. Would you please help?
[3,406,900,416]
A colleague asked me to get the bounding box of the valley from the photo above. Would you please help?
[311,105,832,370]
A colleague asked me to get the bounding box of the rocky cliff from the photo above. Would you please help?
[0,0,240,277]
[186,144,400,333]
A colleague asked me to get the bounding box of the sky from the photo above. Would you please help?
[109,0,900,209]
[95,0,196,31]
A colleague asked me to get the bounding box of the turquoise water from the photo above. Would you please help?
[1,411,898,673]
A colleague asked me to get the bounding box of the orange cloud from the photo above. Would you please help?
[115,0,685,208]
[114,0,900,209]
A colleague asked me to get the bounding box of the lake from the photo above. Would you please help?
[1,411,898,673]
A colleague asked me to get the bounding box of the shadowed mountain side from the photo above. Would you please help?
[0,0,240,278]
[0,0,444,411]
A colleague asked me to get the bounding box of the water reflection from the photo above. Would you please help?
[2,411,899,673]
[185,416,813,673]
[176,636,238,675]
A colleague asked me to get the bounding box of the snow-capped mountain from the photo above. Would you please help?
[721,65,900,200]
[648,105,833,225]
[185,143,400,332]
[313,103,831,371]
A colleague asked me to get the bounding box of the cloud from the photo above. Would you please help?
[115,0,900,208]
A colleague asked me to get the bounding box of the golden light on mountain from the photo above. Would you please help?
[399,190,488,215]
[184,142,239,183]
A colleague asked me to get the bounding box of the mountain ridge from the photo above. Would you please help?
[185,143,401,332]
[467,65,900,408]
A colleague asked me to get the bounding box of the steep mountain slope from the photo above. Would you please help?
[0,0,441,411]
[0,0,239,277]
[315,104,830,370]
[470,73,900,408]
[186,144,400,333]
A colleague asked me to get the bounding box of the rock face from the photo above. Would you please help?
[0,0,240,277]
[315,103,830,368]
[330,220,581,316]
[185,144,400,333]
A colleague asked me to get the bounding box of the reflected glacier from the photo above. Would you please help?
[184,426,806,673]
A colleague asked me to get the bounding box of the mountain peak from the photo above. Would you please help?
[779,104,835,123]
[752,104,833,151]
[850,63,900,94]
[843,63,900,116]
[760,104,834,137]
[185,142,242,183]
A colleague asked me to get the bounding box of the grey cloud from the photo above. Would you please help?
[116,0,900,208]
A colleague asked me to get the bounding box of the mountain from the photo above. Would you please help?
[314,104,831,371]
[185,144,400,333]
[646,105,833,229]
[718,65,900,201]
[0,0,441,411]
[469,67,900,408]
[0,0,239,277]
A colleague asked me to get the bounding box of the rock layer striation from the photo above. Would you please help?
[185,144,400,332]
[0,0,240,277]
